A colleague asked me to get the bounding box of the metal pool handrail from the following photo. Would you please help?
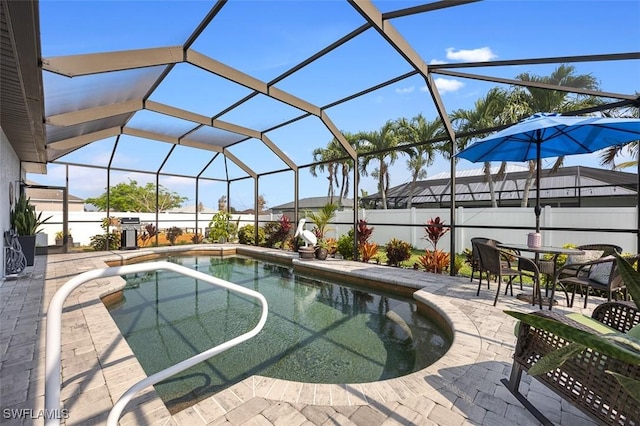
[45,261,269,426]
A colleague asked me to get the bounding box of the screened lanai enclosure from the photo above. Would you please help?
[3,0,639,265]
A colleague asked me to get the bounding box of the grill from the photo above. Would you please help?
[120,217,140,250]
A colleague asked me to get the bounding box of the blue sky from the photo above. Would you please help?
[34,1,640,211]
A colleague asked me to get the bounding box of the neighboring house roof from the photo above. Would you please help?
[271,196,354,212]
[167,205,218,214]
[362,166,638,208]
[25,182,84,203]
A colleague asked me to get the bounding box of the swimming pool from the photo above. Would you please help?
[105,255,451,413]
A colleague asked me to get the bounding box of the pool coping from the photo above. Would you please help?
[30,244,590,425]
[78,245,481,420]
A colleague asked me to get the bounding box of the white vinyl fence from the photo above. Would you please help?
[37,206,638,254]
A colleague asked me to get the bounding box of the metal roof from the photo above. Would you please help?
[363,165,638,207]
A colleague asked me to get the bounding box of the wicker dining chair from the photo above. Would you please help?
[470,237,496,285]
[475,242,541,307]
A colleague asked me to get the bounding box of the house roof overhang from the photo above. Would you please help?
[0,0,46,166]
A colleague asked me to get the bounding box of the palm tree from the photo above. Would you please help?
[599,102,639,170]
[512,64,601,206]
[309,140,342,204]
[310,133,357,206]
[357,120,411,209]
[336,132,359,205]
[600,140,638,170]
[395,114,443,208]
[451,87,512,207]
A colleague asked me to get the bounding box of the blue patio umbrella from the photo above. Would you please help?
[456,113,640,232]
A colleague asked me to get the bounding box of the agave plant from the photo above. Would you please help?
[505,253,640,401]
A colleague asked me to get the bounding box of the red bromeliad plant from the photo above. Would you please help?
[420,216,451,273]
[138,223,158,247]
[424,216,449,250]
[279,215,292,234]
[357,220,375,262]
[357,219,373,247]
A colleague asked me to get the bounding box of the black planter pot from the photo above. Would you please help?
[17,235,36,267]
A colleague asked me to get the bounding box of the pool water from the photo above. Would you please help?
[106,255,451,413]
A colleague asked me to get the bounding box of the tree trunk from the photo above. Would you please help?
[407,175,417,209]
[485,162,498,208]
[380,159,387,209]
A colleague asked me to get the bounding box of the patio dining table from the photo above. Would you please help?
[497,243,584,309]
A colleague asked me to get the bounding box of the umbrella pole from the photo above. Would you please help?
[535,141,541,233]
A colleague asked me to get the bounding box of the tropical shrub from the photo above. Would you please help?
[360,242,379,263]
[89,233,120,251]
[89,216,120,251]
[418,249,450,273]
[238,224,266,246]
[357,219,375,262]
[421,216,451,273]
[424,216,449,250]
[138,223,158,247]
[462,247,474,268]
[453,253,466,275]
[385,238,412,266]
[357,219,373,248]
[336,230,355,260]
[264,215,292,248]
[165,226,183,245]
[325,238,338,255]
[208,211,232,242]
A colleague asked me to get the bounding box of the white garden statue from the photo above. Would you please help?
[294,218,317,247]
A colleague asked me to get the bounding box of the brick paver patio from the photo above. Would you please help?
[0,245,600,425]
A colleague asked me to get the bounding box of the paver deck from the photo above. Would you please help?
[1,245,602,425]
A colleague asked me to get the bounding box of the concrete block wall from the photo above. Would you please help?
[1,128,22,280]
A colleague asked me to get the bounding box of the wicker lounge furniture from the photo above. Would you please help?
[550,254,639,309]
[503,301,640,425]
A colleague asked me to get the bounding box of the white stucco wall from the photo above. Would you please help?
[1,127,23,280]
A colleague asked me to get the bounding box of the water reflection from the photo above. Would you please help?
[109,255,451,413]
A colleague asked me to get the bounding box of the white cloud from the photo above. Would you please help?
[445,47,497,62]
[429,59,447,65]
[420,78,464,94]
[395,86,415,94]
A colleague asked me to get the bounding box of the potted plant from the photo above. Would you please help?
[315,239,329,260]
[305,202,338,241]
[10,193,52,266]
[55,229,73,246]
